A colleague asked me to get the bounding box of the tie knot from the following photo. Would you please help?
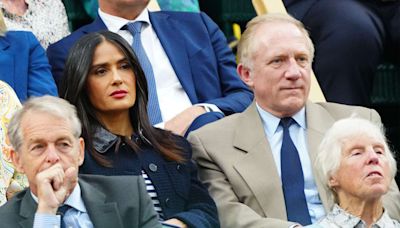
[126,21,146,36]
[280,117,295,129]
[57,204,72,216]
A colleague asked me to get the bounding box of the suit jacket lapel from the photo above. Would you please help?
[232,102,288,219]
[83,16,108,34]
[305,101,335,211]
[79,179,124,228]
[149,12,196,102]
[18,190,36,228]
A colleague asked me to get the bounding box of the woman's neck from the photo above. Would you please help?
[2,0,28,16]
[338,196,383,226]
[97,111,134,137]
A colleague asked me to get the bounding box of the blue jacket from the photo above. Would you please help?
[47,11,253,117]
[79,126,219,228]
[0,31,57,102]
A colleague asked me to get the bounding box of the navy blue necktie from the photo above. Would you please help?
[126,21,163,125]
[280,117,312,225]
[57,204,72,228]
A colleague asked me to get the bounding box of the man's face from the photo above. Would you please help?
[240,22,312,118]
[11,111,84,195]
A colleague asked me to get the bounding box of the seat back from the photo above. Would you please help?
[148,0,161,11]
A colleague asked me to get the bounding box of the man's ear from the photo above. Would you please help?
[237,63,254,88]
[77,137,85,166]
[10,148,24,173]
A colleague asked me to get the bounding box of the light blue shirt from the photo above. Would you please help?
[256,103,325,223]
[32,183,94,228]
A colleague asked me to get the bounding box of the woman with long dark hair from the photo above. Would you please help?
[60,31,219,228]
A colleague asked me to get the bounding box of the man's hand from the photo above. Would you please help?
[36,164,78,214]
[165,106,206,136]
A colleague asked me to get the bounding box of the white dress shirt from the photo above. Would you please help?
[98,9,221,128]
[256,103,325,223]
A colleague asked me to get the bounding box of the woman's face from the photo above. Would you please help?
[329,134,392,202]
[86,40,136,117]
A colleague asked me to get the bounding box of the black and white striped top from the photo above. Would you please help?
[141,170,164,220]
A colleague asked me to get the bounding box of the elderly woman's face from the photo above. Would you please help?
[329,134,391,200]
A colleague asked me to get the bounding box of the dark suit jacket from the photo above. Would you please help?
[47,11,253,117]
[0,175,161,228]
[0,31,58,102]
[79,127,219,228]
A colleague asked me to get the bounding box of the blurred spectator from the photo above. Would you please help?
[0,10,58,102]
[0,0,70,48]
[0,80,28,206]
[157,0,199,12]
[285,0,400,106]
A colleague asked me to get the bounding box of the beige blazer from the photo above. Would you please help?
[189,101,400,228]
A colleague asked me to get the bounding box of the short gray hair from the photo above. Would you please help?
[237,13,314,69]
[316,116,397,201]
[8,96,82,152]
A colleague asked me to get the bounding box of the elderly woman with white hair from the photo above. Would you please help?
[311,117,400,227]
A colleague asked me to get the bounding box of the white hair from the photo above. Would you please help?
[8,96,82,152]
[316,116,397,201]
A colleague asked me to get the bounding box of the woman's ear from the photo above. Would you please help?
[328,175,339,189]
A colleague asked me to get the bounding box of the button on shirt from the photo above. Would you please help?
[98,8,221,128]
[32,184,93,228]
[255,103,325,223]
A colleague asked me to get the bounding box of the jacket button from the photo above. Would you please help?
[149,163,158,172]
[165,197,170,207]
[176,164,181,171]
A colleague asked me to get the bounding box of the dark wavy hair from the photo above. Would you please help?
[59,31,183,166]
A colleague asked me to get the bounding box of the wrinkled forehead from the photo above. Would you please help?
[251,22,311,58]
[20,111,73,137]
[340,133,386,151]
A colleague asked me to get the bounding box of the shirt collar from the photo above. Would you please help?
[92,125,120,154]
[256,102,306,137]
[98,8,151,33]
[326,204,393,227]
[30,183,87,213]
[92,125,141,154]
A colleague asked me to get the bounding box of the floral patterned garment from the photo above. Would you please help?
[0,0,70,49]
[0,81,28,206]
[314,204,400,228]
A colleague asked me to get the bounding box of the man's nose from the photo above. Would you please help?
[46,145,60,163]
[285,59,301,79]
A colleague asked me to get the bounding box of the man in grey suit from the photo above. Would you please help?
[188,13,400,227]
[0,96,160,228]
